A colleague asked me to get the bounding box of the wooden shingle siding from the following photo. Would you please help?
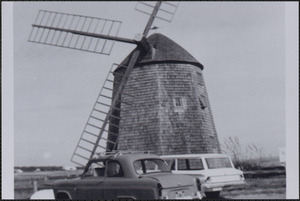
[110,63,221,154]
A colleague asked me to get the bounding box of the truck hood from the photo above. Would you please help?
[141,173,195,189]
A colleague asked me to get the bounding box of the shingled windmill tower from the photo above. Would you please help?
[108,33,221,155]
[28,2,221,166]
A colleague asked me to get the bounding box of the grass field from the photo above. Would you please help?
[14,170,82,199]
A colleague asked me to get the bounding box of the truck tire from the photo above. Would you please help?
[205,191,220,198]
[56,192,70,200]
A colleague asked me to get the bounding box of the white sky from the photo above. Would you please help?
[10,2,288,166]
[2,1,299,199]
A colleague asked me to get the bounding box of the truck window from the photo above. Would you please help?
[86,161,105,177]
[107,161,124,177]
[134,159,170,175]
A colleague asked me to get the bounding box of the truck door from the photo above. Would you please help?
[102,160,128,199]
[76,161,105,199]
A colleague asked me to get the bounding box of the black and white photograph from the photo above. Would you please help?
[2,1,299,199]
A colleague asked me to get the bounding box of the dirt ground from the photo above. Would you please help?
[219,175,286,199]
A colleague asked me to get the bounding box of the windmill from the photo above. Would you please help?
[28,2,182,166]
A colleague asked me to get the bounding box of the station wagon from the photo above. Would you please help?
[161,154,245,198]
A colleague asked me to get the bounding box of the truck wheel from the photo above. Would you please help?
[56,192,70,200]
[205,191,220,198]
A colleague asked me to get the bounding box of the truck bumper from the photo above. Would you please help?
[202,180,245,192]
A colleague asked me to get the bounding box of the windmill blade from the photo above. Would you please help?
[28,10,123,55]
[135,1,179,23]
[71,63,140,166]
[71,2,163,165]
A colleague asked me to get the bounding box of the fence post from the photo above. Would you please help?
[32,181,38,193]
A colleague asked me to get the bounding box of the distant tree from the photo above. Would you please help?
[221,136,265,171]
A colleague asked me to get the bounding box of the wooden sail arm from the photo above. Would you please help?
[32,24,138,45]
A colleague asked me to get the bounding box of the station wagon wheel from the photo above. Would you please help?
[205,191,220,198]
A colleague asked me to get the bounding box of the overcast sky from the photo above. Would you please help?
[11,2,289,166]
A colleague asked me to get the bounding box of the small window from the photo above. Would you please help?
[199,95,207,109]
[196,72,204,86]
[173,97,183,107]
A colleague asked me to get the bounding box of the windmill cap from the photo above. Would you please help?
[116,33,204,71]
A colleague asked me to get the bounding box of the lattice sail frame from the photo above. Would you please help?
[70,1,181,166]
[135,1,179,22]
[28,10,122,55]
[27,2,181,166]
[71,64,139,166]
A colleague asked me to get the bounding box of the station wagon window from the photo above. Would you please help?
[164,159,175,170]
[189,159,204,170]
[178,159,187,170]
[205,157,232,169]
[178,159,204,170]
[134,159,170,175]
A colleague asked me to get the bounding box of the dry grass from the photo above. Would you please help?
[221,175,286,199]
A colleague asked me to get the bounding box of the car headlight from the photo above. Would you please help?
[240,174,245,180]
[205,177,212,183]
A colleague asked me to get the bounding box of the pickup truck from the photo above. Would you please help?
[30,152,203,199]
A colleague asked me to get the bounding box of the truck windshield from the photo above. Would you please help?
[205,157,232,169]
[134,159,171,175]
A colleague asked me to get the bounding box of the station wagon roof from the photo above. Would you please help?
[160,153,230,159]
